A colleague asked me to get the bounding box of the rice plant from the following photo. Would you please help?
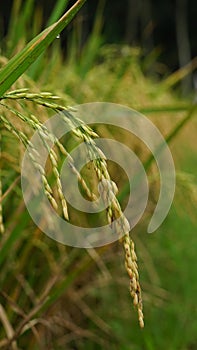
[0,1,197,349]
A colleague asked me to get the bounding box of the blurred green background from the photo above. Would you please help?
[0,1,197,349]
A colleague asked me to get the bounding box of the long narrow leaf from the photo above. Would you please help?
[47,0,70,26]
[0,0,87,97]
[28,0,70,79]
[7,0,35,56]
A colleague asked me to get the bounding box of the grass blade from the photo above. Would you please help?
[47,0,70,26]
[0,0,87,97]
[27,0,70,80]
[7,0,35,56]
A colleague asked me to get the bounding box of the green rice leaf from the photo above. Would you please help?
[0,0,87,97]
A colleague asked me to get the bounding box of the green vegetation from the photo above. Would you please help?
[0,1,197,349]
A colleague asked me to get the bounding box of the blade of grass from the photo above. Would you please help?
[0,0,87,97]
[160,57,197,91]
[0,209,29,271]
[28,0,70,79]
[78,0,105,78]
[7,0,35,56]
[139,104,193,114]
[47,0,70,26]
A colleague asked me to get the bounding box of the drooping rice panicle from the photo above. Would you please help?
[1,90,144,327]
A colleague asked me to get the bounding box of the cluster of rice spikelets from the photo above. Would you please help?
[71,122,144,327]
[0,89,144,327]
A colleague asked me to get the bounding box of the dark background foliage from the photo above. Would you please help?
[1,0,196,74]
